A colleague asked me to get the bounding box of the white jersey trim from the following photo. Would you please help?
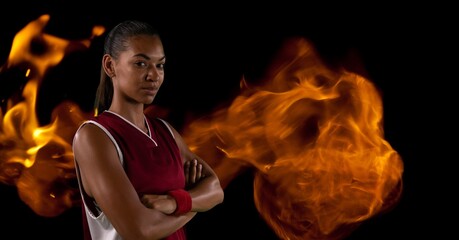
[73,120,125,240]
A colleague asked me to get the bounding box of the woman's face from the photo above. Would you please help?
[112,34,165,106]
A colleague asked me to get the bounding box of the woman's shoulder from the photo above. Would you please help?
[74,114,113,142]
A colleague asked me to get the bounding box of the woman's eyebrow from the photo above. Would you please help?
[133,53,166,61]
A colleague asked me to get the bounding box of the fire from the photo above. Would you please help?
[181,38,404,239]
[0,15,103,217]
[1,15,403,239]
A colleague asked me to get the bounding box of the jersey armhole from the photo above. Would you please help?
[72,120,124,218]
[156,118,176,140]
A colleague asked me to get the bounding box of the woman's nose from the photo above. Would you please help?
[147,68,160,81]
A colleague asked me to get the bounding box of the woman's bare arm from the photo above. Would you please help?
[140,159,206,214]
[73,123,196,240]
[165,122,225,212]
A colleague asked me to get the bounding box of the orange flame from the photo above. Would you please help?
[182,38,404,239]
[0,15,103,217]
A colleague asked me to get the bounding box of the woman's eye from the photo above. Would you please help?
[135,62,147,67]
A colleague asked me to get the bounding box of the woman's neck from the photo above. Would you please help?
[108,104,146,131]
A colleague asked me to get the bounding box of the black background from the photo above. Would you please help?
[0,2,455,239]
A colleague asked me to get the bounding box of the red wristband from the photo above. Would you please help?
[168,189,192,215]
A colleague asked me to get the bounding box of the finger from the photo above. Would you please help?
[190,159,198,183]
[184,160,190,184]
[196,163,203,179]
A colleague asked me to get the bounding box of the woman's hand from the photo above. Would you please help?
[141,159,205,213]
[140,194,176,214]
[184,159,205,189]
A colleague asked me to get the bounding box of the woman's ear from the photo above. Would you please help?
[102,54,115,78]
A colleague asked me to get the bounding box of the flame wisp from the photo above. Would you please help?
[0,15,103,217]
[182,38,404,239]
